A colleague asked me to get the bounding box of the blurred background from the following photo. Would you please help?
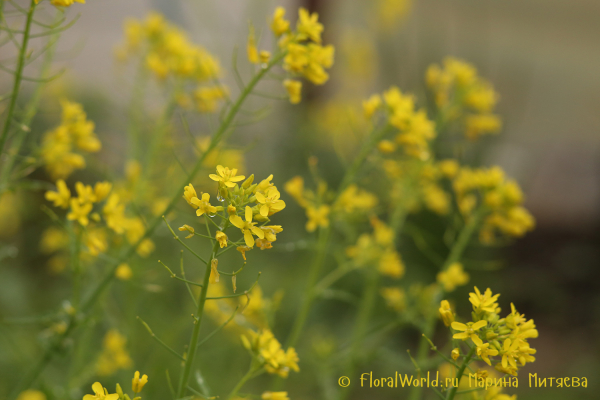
[1,1,599,399]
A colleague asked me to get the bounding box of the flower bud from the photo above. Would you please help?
[227,205,237,215]
[242,174,255,189]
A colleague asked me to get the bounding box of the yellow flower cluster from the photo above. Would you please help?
[426,57,502,140]
[366,86,436,160]
[45,179,155,258]
[436,262,469,292]
[284,175,378,232]
[346,216,405,278]
[41,100,101,179]
[452,166,535,242]
[443,287,538,376]
[96,330,133,376]
[35,0,85,7]
[241,329,299,378]
[82,370,147,400]
[182,166,285,255]
[116,12,225,113]
[271,7,335,103]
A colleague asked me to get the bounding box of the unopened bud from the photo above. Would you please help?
[242,174,254,189]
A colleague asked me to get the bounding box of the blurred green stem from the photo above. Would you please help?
[225,361,263,400]
[408,209,484,400]
[0,11,60,193]
[8,51,286,400]
[0,0,36,158]
[284,123,393,350]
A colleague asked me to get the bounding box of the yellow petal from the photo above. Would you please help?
[260,205,269,217]
[451,322,467,331]
[472,320,487,330]
[471,334,483,347]
[251,226,264,238]
[216,165,225,175]
[229,215,244,229]
[255,192,266,203]
[92,382,104,395]
[245,206,252,222]
[244,231,254,247]
[209,174,221,181]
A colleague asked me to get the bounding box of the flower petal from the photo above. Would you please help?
[244,231,254,247]
[245,206,252,222]
[472,320,487,330]
[451,322,467,331]
[92,382,104,395]
[251,226,265,238]
[260,205,269,217]
[216,165,225,175]
[209,174,221,182]
[230,215,244,229]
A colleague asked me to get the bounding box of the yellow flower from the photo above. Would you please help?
[260,225,283,242]
[183,183,199,208]
[297,8,323,43]
[260,50,271,64]
[194,86,228,113]
[247,25,259,64]
[191,193,217,217]
[378,249,405,278]
[178,224,195,239]
[363,94,382,119]
[216,231,228,248]
[381,287,406,312]
[209,259,220,283]
[94,181,112,201]
[305,205,330,232]
[132,371,148,393]
[436,262,469,292]
[262,392,289,400]
[230,206,265,247]
[451,320,487,346]
[115,263,133,280]
[469,286,500,314]
[75,182,97,204]
[82,382,118,400]
[209,165,245,188]
[45,179,71,209]
[271,7,290,36]
[255,187,286,217]
[49,0,85,7]
[237,245,252,260]
[67,198,93,226]
[17,390,46,400]
[283,79,302,104]
[476,343,499,366]
[438,300,454,326]
[451,348,460,361]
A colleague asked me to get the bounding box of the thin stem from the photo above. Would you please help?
[164,216,208,264]
[0,0,35,157]
[408,209,484,400]
[9,50,287,399]
[226,362,262,400]
[445,346,476,400]
[196,306,239,349]
[137,317,186,361]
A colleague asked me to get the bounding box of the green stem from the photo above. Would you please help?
[0,0,35,157]
[9,51,286,399]
[445,346,476,400]
[284,123,392,350]
[408,209,484,400]
[0,11,59,193]
[176,235,220,398]
[226,363,261,400]
[284,225,331,349]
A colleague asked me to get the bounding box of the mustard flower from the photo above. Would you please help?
[255,187,286,217]
[260,225,283,242]
[262,392,289,400]
[271,7,290,36]
[305,205,330,232]
[297,8,323,43]
[247,25,259,64]
[45,179,71,209]
[183,183,199,208]
[75,182,97,204]
[451,348,460,361]
[363,94,382,119]
[94,182,112,201]
[67,199,92,226]
[283,79,302,104]
[191,193,217,217]
[179,224,195,239]
[438,300,454,326]
[451,320,487,346]
[216,231,228,248]
[115,263,133,280]
[132,371,148,393]
[46,0,85,7]
[237,245,251,260]
[230,206,265,247]
[469,286,500,314]
[378,249,405,278]
[260,50,271,64]
[82,383,118,400]
[209,165,245,188]
[436,262,469,292]
[16,390,46,400]
[381,287,406,312]
[476,343,499,366]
